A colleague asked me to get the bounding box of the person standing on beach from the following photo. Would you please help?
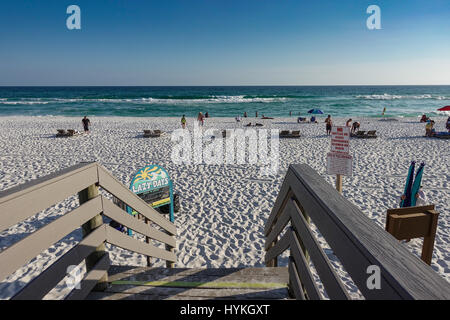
[325,115,332,135]
[181,115,186,129]
[346,118,352,127]
[82,116,91,133]
[197,112,204,126]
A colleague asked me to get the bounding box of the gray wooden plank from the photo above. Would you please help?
[289,164,450,299]
[12,225,107,300]
[105,226,176,262]
[290,231,322,300]
[98,166,176,235]
[0,163,98,232]
[102,196,176,247]
[265,200,291,250]
[107,266,288,278]
[264,228,292,264]
[289,199,349,300]
[0,196,103,283]
[288,257,305,300]
[87,287,290,300]
[65,253,110,300]
[264,183,292,236]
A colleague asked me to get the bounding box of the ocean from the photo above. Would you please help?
[0,86,449,118]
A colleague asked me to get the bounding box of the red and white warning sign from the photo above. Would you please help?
[330,126,350,153]
[327,126,352,176]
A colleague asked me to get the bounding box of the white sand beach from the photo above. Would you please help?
[0,115,449,299]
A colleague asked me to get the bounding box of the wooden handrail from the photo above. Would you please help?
[265,164,450,300]
[0,162,177,300]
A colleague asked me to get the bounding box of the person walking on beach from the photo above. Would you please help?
[181,115,186,129]
[82,116,91,133]
[197,112,204,126]
[325,115,332,135]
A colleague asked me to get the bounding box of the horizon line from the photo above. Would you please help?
[1,84,450,87]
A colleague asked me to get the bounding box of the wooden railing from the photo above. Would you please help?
[265,164,450,300]
[0,162,176,300]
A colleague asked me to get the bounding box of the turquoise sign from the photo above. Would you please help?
[130,165,171,195]
[127,165,174,235]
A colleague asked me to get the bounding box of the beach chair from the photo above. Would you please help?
[290,130,301,138]
[147,130,161,138]
[56,129,67,137]
[279,130,290,138]
[143,130,161,138]
[366,130,377,138]
[351,130,366,138]
[67,129,76,137]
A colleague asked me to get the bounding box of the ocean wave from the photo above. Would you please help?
[355,94,449,100]
[0,101,50,105]
[0,96,289,105]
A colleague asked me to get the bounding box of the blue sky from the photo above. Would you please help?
[0,0,449,85]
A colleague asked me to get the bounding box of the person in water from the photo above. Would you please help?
[82,116,91,133]
[325,115,332,135]
[181,115,186,129]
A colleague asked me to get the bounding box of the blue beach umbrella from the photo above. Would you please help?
[307,108,324,114]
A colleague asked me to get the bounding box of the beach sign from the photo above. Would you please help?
[127,165,174,224]
[327,152,353,177]
[327,126,352,192]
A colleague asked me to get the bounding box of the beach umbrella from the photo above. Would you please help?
[437,106,450,111]
[307,108,324,114]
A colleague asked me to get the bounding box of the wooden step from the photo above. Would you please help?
[86,266,290,300]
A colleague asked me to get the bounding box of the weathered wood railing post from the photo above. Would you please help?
[79,183,108,291]
[266,242,278,267]
[144,217,152,267]
[166,242,175,268]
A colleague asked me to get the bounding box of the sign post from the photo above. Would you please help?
[327,126,352,193]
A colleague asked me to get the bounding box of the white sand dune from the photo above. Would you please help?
[0,115,449,299]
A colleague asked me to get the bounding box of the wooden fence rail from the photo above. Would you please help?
[0,162,176,300]
[265,164,450,300]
